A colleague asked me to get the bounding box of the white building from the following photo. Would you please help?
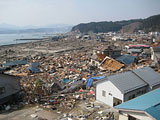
[151,47,160,64]
[96,67,160,107]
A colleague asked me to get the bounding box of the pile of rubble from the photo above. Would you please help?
[0,50,105,111]
[0,32,160,120]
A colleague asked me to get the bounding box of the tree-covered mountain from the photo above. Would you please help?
[143,14,160,32]
[71,14,160,33]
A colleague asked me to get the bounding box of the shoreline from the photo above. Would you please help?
[0,40,45,48]
[0,32,56,48]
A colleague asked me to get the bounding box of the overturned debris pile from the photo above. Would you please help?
[0,52,104,107]
[100,56,124,71]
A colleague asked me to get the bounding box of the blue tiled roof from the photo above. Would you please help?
[115,88,160,120]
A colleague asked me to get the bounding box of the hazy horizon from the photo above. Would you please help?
[0,0,160,26]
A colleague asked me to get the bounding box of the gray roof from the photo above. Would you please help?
[108,71,147,94]
[133,67,160,88]
[97,67,160,94]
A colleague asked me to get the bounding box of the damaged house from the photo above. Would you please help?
[95,45,122,59]
[90,45,122,69]
[0,74,21,104]
[125,44,150,56]
[100,56,124,71]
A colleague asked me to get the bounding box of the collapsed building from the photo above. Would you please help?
[0,74,21,105]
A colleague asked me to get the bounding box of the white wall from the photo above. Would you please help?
[119,114,128,120]
[119,111,152,120]
[96,81,123,106]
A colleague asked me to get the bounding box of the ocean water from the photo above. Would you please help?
[0,33,51,46]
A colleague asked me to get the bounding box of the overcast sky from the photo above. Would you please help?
[0,0,160,26]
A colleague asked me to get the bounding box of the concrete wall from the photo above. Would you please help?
[119,111,152,120]
[119,113,128,120]
[96,81,123,106]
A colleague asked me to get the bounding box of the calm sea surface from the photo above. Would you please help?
[0,33,52,46]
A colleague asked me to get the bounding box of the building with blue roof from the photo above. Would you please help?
[115,88,160,120]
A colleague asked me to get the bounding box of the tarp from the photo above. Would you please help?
[3,60,28,67]
[62,78,71,83]
[92,76,105,80]
[86,78,93,89]
[86,76,105,88]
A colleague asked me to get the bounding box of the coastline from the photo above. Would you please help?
[0,39,45,48]
[0,33,53,48]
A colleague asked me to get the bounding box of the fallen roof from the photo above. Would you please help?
[100,56,124,71]
[3,60,28,67]
[115,88,160,120]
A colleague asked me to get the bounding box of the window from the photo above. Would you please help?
[0,87,5,95]
[102,90,106,97]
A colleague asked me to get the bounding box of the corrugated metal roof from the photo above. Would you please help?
[115,88,160,120]
[97,67,160,93]
[145,106,160,120]
[133,67,160,87]
[108,71,147,94]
